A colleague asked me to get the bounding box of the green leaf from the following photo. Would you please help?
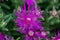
[1,3,10,9]
[0,14,12,28]
[16,37,20,40]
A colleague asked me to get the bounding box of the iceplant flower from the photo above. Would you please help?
[0,32,14,40]
[15,4,44,30]
[18,27,49,40]
[36,30,49,38]
[15,5,44,40]
[25,27,39,40]
[20,27,44,40]
[52,31,60,40]
[15,0,44,40]
[0,32,5,40]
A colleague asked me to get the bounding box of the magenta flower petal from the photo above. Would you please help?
[26,0,35,5]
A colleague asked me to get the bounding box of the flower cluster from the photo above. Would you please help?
[15,0,49,40]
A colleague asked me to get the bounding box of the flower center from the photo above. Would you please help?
[28,31,34,36]
[25,18,31,24]
[27,18,31,21]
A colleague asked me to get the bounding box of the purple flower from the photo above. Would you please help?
[25,29,39,40]
[15,0,45,40]
[15,4,44,29]
[52,31,60,40]
[18,26,48,40]
[0,32,5,40]
[36,30,49,38]
[25,28,39,40]
[18,27,49,40]
[52,37,60,40]
[0,32,14,40]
